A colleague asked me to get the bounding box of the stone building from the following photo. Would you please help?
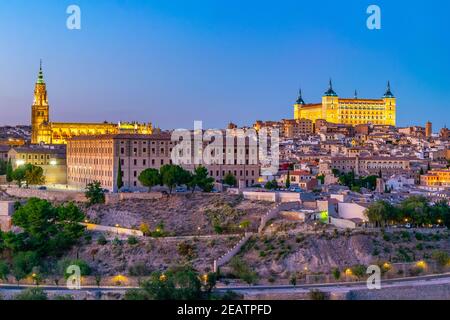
[31,62,153,145]
[293,80,396,126]
[67,132,261,192]
[8,145,67,184]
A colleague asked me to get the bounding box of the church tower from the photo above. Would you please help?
[31,60,51,144]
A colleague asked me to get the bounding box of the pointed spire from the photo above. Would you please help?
[324,78,337,96]
[296,88,305,105]
[383,80,394,98]
[354,89,358,99]
[37,59,45,84]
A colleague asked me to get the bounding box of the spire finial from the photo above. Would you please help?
[37,59,45,84]
[324,78,337,96]
[383,80,394,98]
[354,89,358,99]
[296,87,305,105]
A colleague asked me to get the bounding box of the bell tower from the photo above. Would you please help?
[31,60,51,144]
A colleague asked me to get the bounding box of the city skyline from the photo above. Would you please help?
[0,0,449,130]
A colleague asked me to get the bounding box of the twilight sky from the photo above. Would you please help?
[0,0,449,130]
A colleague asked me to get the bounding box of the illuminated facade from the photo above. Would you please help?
[294,81,396,126]
[421,169,450,188]
[31,62,153,145]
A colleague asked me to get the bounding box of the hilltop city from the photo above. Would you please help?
[0,63,449,300]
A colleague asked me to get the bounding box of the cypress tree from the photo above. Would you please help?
[117,159,123,190]
[6,158,13,183]
[285,170,291,189]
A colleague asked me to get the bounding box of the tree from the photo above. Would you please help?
[12,251,39,284]
[160,165,192,194]
[117,159,124,190]
[6,159,13,183]
[431,250,450,268]
[11,198,85,256]
[12,165,27,187]
[223,173,237,187]
[135,266,202,300]
[24,165,45,186]
[0,260,9,281]
[365,201,396,227]
[0,159,6,175]
[57,258,91,279]
[317,174,325,185]
[139,223,151,236]
[138,168,161,192]
[189,166,214,193]
[85,181,105,205]
[398,196,431,226]
[431,200,450,228]
[285,171,291,189]
[264,180,278,190]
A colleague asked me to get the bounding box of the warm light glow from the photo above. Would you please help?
[16,159,25,166]
[416,261,427,269]
[49,159,57,166]
[383,262,391,270]
[159,274,167,282]
[113,274,128,285]
[201,274,208,283]
[345,268,353,276]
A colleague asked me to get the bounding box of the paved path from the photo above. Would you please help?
[1,273,449,295]
[215,272,450,294]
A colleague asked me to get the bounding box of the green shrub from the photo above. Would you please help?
[332,268,341,280]
[432,250,450,267]
[229,257,258,285]
[308,289,328,300]
[15,288,47,300]
[97,234,107,245]
[127,236,139,245]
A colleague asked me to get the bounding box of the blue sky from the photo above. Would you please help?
[0,0,449,130]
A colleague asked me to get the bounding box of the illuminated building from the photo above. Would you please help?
[31,62,153,145]
[421,169,450,188]
[294,80,396,126]
[7,145,67,184]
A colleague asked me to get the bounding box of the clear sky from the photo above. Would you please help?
[0,0,449,130]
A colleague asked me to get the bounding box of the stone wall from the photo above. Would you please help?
[214,232,252,272]
[243,191,276,202]
[5,187,87,202]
